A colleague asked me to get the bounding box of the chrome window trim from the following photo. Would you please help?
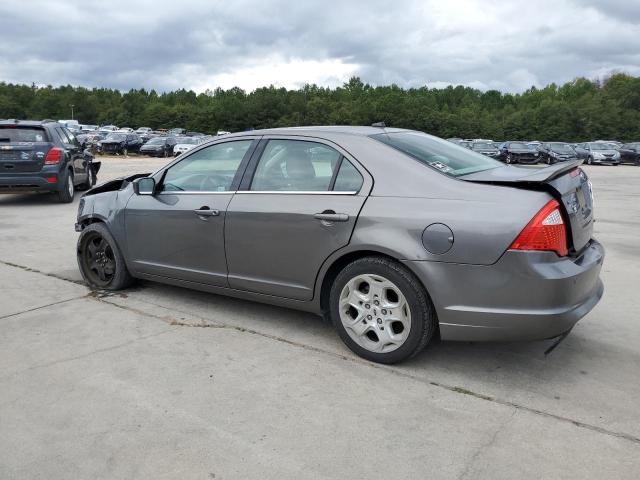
[235,190,358,195]
[157,191,236,195]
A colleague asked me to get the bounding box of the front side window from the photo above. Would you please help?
[161,140,252,192]
[371,131,502,177]
[251,140,341,191]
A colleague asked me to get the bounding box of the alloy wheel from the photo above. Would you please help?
[338,273,411,353]
[81,233,116,286]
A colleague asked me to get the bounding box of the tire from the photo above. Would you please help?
[77,165,96,191]
[587,157,593,165]
[56,169,75,203]
[506,154,512,164]
[546,156,552,165]
[163,149,169,158]
[329,256,436,364]
[123,147,128,157]
[77,222,134,290]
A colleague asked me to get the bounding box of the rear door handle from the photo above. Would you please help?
[193,207,220,217]
[314,211,349,222]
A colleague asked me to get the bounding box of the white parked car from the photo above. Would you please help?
[172,137,202,156]
[100,125,118,132]
[135,127,152,134]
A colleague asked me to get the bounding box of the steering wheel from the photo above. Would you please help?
[191,173,229,191]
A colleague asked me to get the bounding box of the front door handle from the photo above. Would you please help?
[314,211,349,222]
[193,207,220,217]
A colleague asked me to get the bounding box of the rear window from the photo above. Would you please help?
[0,127,48,143]
[371,131,502,177]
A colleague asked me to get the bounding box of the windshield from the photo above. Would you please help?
[591,143,617,150]
[0,127,48,142]
[548,143,574,153]
[371,131,502,177]
[508,142,530,149]
[146,138,166,145]
[106,133,126,141]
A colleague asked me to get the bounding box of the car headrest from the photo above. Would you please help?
[284,147,316,180]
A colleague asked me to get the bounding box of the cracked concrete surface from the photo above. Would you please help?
[1,158,639,479]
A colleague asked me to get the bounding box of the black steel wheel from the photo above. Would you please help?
[77,223,134,290]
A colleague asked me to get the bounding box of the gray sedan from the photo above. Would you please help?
[75,126,604,364]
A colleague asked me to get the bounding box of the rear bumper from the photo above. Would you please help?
[404,239,605,341]
[0,174,61,193]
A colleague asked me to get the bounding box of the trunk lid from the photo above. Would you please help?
[462,160,594,253]
[0,143,50,173]
[0,126,51,173]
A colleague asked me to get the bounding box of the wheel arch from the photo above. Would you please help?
[317,248,435,320]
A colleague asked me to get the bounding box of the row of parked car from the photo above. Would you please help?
[446,138,640,166]
[74,126,220,158]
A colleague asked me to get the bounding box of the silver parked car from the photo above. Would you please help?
[75,126,604,364]
[574,142,621,165]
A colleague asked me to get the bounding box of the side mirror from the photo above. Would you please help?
[133,177,156,195]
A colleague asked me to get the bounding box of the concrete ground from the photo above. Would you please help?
[1,156,639,479]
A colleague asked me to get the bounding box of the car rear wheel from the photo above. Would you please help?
[587,157,593,165]
[77,165,95,191]
[56,170,74,203]
[330,256,436,364]
[506,154,512,164]
[77,223,134,290]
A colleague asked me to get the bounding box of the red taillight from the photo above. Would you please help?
[510,199,568,256]
[44,148,63,164]
[46,176,57,183]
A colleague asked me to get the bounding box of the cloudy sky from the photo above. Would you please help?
[0,0,639,93]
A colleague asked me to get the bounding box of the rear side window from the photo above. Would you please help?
[251,140,341,191]
[0,127,48,143]
[333,159,363,192]
[372,131,502,177]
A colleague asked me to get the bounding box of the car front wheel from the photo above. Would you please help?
[330,256,436,364]
[77,223,134,290]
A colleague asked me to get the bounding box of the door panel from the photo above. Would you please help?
[225,193,366,300]
[225,137,370,300]
[124,138,257,286]
[125,193,233,286]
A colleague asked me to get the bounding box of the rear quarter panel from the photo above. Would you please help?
[353,185,550,265]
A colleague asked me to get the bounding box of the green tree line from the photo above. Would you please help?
[1,73,639,141]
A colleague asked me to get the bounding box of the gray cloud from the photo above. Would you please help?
[0,0,638,93]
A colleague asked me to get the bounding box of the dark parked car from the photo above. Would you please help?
[470,141,500,158]
[139,136,177,157]
[0,119,99,202]
[618,143,640,165]
[100,133,143,155]
[574,142,621,165]
[498,141,540,164]
[75,126,603,364]
[538,142,578,165]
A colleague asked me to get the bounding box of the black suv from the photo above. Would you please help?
[0,120,100,203]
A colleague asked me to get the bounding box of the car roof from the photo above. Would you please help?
[222,126,408,139]
[0,119,58,127]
